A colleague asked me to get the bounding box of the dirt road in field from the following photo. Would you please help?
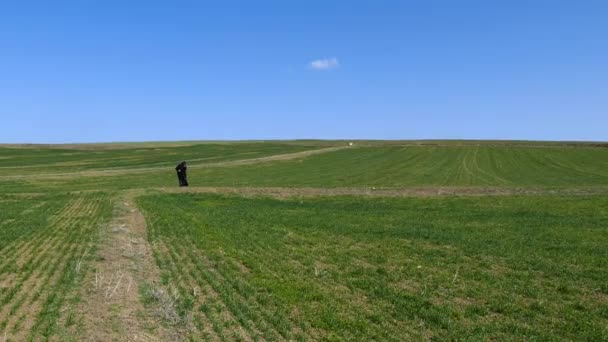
[154,186,608,198]
[77,193,180,341]
[0,146,348,180]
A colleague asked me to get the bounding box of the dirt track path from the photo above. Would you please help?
[77,192,180,341]
[154,186,608,198]
[0,146,348,180]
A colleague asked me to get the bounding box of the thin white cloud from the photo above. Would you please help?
[309,57,340,70]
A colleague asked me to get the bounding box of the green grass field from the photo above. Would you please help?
[2,142,608,193]
[0,140,607,340]
[0,142,316,174]
[0,192,113,339]
[138,193,608,340]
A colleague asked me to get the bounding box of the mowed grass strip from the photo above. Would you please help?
[138,193,608,341]
[0,192,113,340]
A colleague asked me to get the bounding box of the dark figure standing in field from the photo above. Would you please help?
[175,161,188,187]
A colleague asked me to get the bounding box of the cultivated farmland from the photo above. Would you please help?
[0,140,607,340]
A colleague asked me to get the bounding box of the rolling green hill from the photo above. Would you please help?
[2,142,606,192]
[1,140,607,340]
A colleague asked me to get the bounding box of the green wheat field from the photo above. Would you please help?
[1,140,607,340]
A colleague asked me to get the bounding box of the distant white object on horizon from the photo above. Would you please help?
[348,142,353,146]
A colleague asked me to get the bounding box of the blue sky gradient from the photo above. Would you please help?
[1,1,606,143]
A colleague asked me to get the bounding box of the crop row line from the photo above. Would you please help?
[0,194,107,340]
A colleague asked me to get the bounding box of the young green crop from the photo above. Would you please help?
[4,144,606,193]
[0,192,114,340]
[2,140,607,340]
[182,145,608,187]
[0,142,317,175]
[138,193,608,340]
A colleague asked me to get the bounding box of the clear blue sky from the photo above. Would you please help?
[1,1,606,143]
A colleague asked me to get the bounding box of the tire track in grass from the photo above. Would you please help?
[466,147,508,186]
[543,151,608,181]
[438,149,465,186]
[459,148,481,185]
[474,148,510,185]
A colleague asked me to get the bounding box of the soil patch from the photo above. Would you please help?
[154,186,608,199]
